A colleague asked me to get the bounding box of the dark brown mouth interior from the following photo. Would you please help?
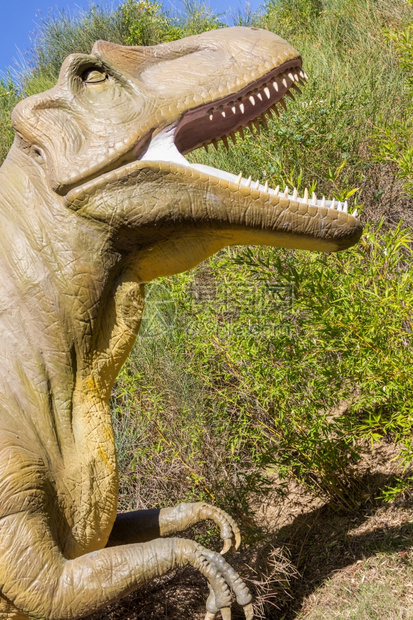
[175,58,305,155]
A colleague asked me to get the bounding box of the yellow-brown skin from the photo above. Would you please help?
[0,27,362,619]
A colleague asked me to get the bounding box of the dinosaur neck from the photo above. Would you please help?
[0,148,144,434]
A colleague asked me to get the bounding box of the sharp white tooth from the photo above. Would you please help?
[236,172,242,185]
[288,72,294,81]
[257,92,263,101]
[343,201,348,213]
[294,73,299,81]
[274,185,280,195]
[284,186,289,198]
[331,198,336,209]
[304,188,309,204]
[321,196,326,208]
[246,176,251,187]
[337,201,343,211]
[220,108,226,118]
[264,86,271,99]
[254,180,260,190]
[264,181,268,192]
[209,113,214,121]
[353,208,358,217]
[312,192,317,205]
[293,188,298,200]
[282,77,288,88]
[303,71,308,80]
[231,105,237,114]
[240,102,245,113]
[272,80,279,92]
[249,95,256,105]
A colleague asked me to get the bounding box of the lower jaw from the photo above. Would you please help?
[140,123,358,217]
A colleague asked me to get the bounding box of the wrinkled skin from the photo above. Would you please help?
[0,27,362,619]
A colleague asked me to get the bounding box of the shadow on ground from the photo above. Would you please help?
[273,472,413,619]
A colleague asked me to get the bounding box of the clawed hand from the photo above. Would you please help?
[191,503,253,618]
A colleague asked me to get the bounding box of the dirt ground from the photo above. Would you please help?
[86,441,413,619]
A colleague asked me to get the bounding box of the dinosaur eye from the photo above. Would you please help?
[82,69,107,84]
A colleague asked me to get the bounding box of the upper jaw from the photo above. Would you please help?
[62,59,306,198]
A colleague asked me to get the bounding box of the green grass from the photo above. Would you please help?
[111,278,270,527]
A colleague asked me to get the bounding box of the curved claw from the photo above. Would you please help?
[221,608,231,620]
[220,539,232,555]
[234,529,241,550]
[197,503,241,551]
[244,603,254,620]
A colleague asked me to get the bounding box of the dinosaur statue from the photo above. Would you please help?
[0,26,362,619]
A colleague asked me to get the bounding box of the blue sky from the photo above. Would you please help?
[0,0,264,78]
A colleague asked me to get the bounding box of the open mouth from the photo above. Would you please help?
[66,59,357,219]
[137,59,357,217]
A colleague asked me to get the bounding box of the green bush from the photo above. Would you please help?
[112,220,412,514]
[146,221,410,510]
[118,0,224,46]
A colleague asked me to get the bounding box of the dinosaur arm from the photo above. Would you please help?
[0,512,252,620]
[107,502,241,553]
[106,508,161,546]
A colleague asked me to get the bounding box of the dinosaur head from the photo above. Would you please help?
[10,27,362,278]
